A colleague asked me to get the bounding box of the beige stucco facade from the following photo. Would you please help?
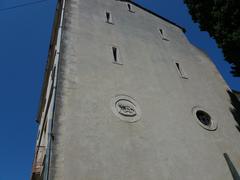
[31,0,240,180]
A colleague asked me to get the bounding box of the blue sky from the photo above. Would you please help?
[0,0,239,179]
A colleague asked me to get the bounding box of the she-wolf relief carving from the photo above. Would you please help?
[116,100,137,117]
[111,95,141,123]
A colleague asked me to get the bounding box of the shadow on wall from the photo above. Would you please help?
[223,153,240,180]
[227,90,240,132]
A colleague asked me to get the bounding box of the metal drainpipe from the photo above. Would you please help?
[44,0,66,179]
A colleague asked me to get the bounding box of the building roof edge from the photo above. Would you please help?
[127,0,186,33]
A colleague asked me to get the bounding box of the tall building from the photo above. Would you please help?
[31,0,240,179]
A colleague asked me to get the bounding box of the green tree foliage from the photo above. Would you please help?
[184,0,240,76]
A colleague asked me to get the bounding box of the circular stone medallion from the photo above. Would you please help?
[111,95,141,123]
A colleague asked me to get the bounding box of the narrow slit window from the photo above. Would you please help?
[127,3,134,13]
[159,28,169,41]
[175,62,188,79]
[112,46,122,65]
[112,47,117,62]
[106,12,113,24]
[159,29,163,36]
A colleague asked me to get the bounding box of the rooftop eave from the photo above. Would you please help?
[121,0,186,33]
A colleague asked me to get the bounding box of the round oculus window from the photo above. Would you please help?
[192,107,217,131]
[196,110,211,126]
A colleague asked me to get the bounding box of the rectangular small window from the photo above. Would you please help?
[112,46,122,65]
[175,62,188,79]
[106,11,113,24]
[159,28,169,41]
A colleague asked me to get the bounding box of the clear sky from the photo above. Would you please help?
[0,0,239,179]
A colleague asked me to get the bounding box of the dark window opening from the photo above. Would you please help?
[159,28,169,41]
[127,3,134,13]
[106,12,110,22]
[159,29,163,36]
[175,62,188,79]
[196,110,211,126]
[106,12,113,24]
[112,47,118,62]
[175,62,180,72]
[111,46,122,65]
